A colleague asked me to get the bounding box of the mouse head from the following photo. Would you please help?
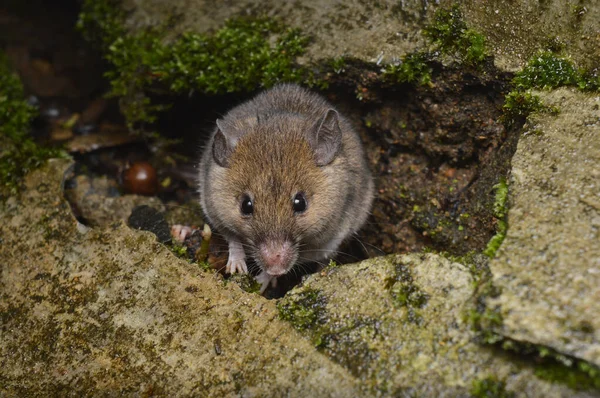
[210,109,343,276]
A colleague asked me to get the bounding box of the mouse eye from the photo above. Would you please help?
[240,195,254,216]
[292,192,307,214]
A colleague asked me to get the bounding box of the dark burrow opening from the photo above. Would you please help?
[2,1,522,298]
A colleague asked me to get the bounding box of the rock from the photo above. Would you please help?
[122,0,600,71]
[486,88,600,366]
[461,1,600,71]
[122,0,427,65]
[0,159,364,396]
[279,253,586,396]
[64,173,165,227]
[128,205,171,243]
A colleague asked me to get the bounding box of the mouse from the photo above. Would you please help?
[198,83,374,291]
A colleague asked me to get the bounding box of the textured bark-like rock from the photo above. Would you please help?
[487,88,600,366]
[279,253,586,396]
[122,0,600,70]
[0,159,364,397]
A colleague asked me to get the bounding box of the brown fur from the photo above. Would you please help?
[199,84,374,274]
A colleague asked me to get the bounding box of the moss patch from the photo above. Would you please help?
[277,288,327,333]
[514,51,599,92]
[423,5,487,66]
[0,53,65,199]
[385,262,429,324]
[77,0,309,129]
[381,5,489,88]
[502,50,599,129]
[381,52,432,86]
[483,177,508,259]
[497,339,600,391]
[471,376,514,398]
[501,91,546,128]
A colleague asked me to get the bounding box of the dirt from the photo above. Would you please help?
[325,61,515,256]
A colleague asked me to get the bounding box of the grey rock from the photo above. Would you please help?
[279,253,587,396]
[64,173,165,227]
[0,159,364,397]
[487,88,600,366]
[122,0,600,71]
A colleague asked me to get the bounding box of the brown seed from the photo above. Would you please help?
[122,162,158,196]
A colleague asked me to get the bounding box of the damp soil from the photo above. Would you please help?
[2,1,519,296]
[332,60,518,257]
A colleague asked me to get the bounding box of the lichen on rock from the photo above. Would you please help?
[278,254,588,396]
[485,88,600,372]
[0,160,364,396]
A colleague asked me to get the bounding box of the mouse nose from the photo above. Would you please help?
[259,240,294,276]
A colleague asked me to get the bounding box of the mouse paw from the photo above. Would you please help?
[225,238,248,274]
[171,224,193,242]
[256,271,277,294]
[226,257,248,274]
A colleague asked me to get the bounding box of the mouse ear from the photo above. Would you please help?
[212,119,236,167]
[308,109,342,166]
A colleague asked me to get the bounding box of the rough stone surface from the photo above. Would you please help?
[123,0,427,65]
[487,88,600,366]
[122,0,600,71]
[64,173,165,227]
[462,0,600,71]
[280,254,589,397]
[0,159,364,397]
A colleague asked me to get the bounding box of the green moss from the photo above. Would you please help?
[514,51,579,90]
[491,178,508,219]
[502,51,599,130]
[327,259,339,268]
[535,361,600,390]
[501,91,545,126]
[0,53,66,199]
[579,68,600,91]
[380,5,488,87]
[76,0,124,47]
[471,376,514,398]
[78,0,310,129]
[382,52,432,86]
[513,51,600,92]
[277,287,327,332]
[497,339,600,391]
[329,56,347,75]
[229,273,262,294]
[385,262,429,324]
[164,19,309,93]
[483,177,508,258]
[169,242,189,259]
[423,5,487,66]
[436,250,491,284]
[197,261,213,272]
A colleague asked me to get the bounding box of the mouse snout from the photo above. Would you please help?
[258,240,295,276]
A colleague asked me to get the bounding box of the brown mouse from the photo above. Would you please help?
[198,84,374,290]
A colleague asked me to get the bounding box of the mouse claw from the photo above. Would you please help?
[256,271,274,294]
[171,224,193,242]
[226,258,248,274]
[225,238,248,274]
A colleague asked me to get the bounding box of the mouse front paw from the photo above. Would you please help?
[256,271,275,294]
[226,237,248,274]
[226,257,248,274]
[171,224,194,242]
